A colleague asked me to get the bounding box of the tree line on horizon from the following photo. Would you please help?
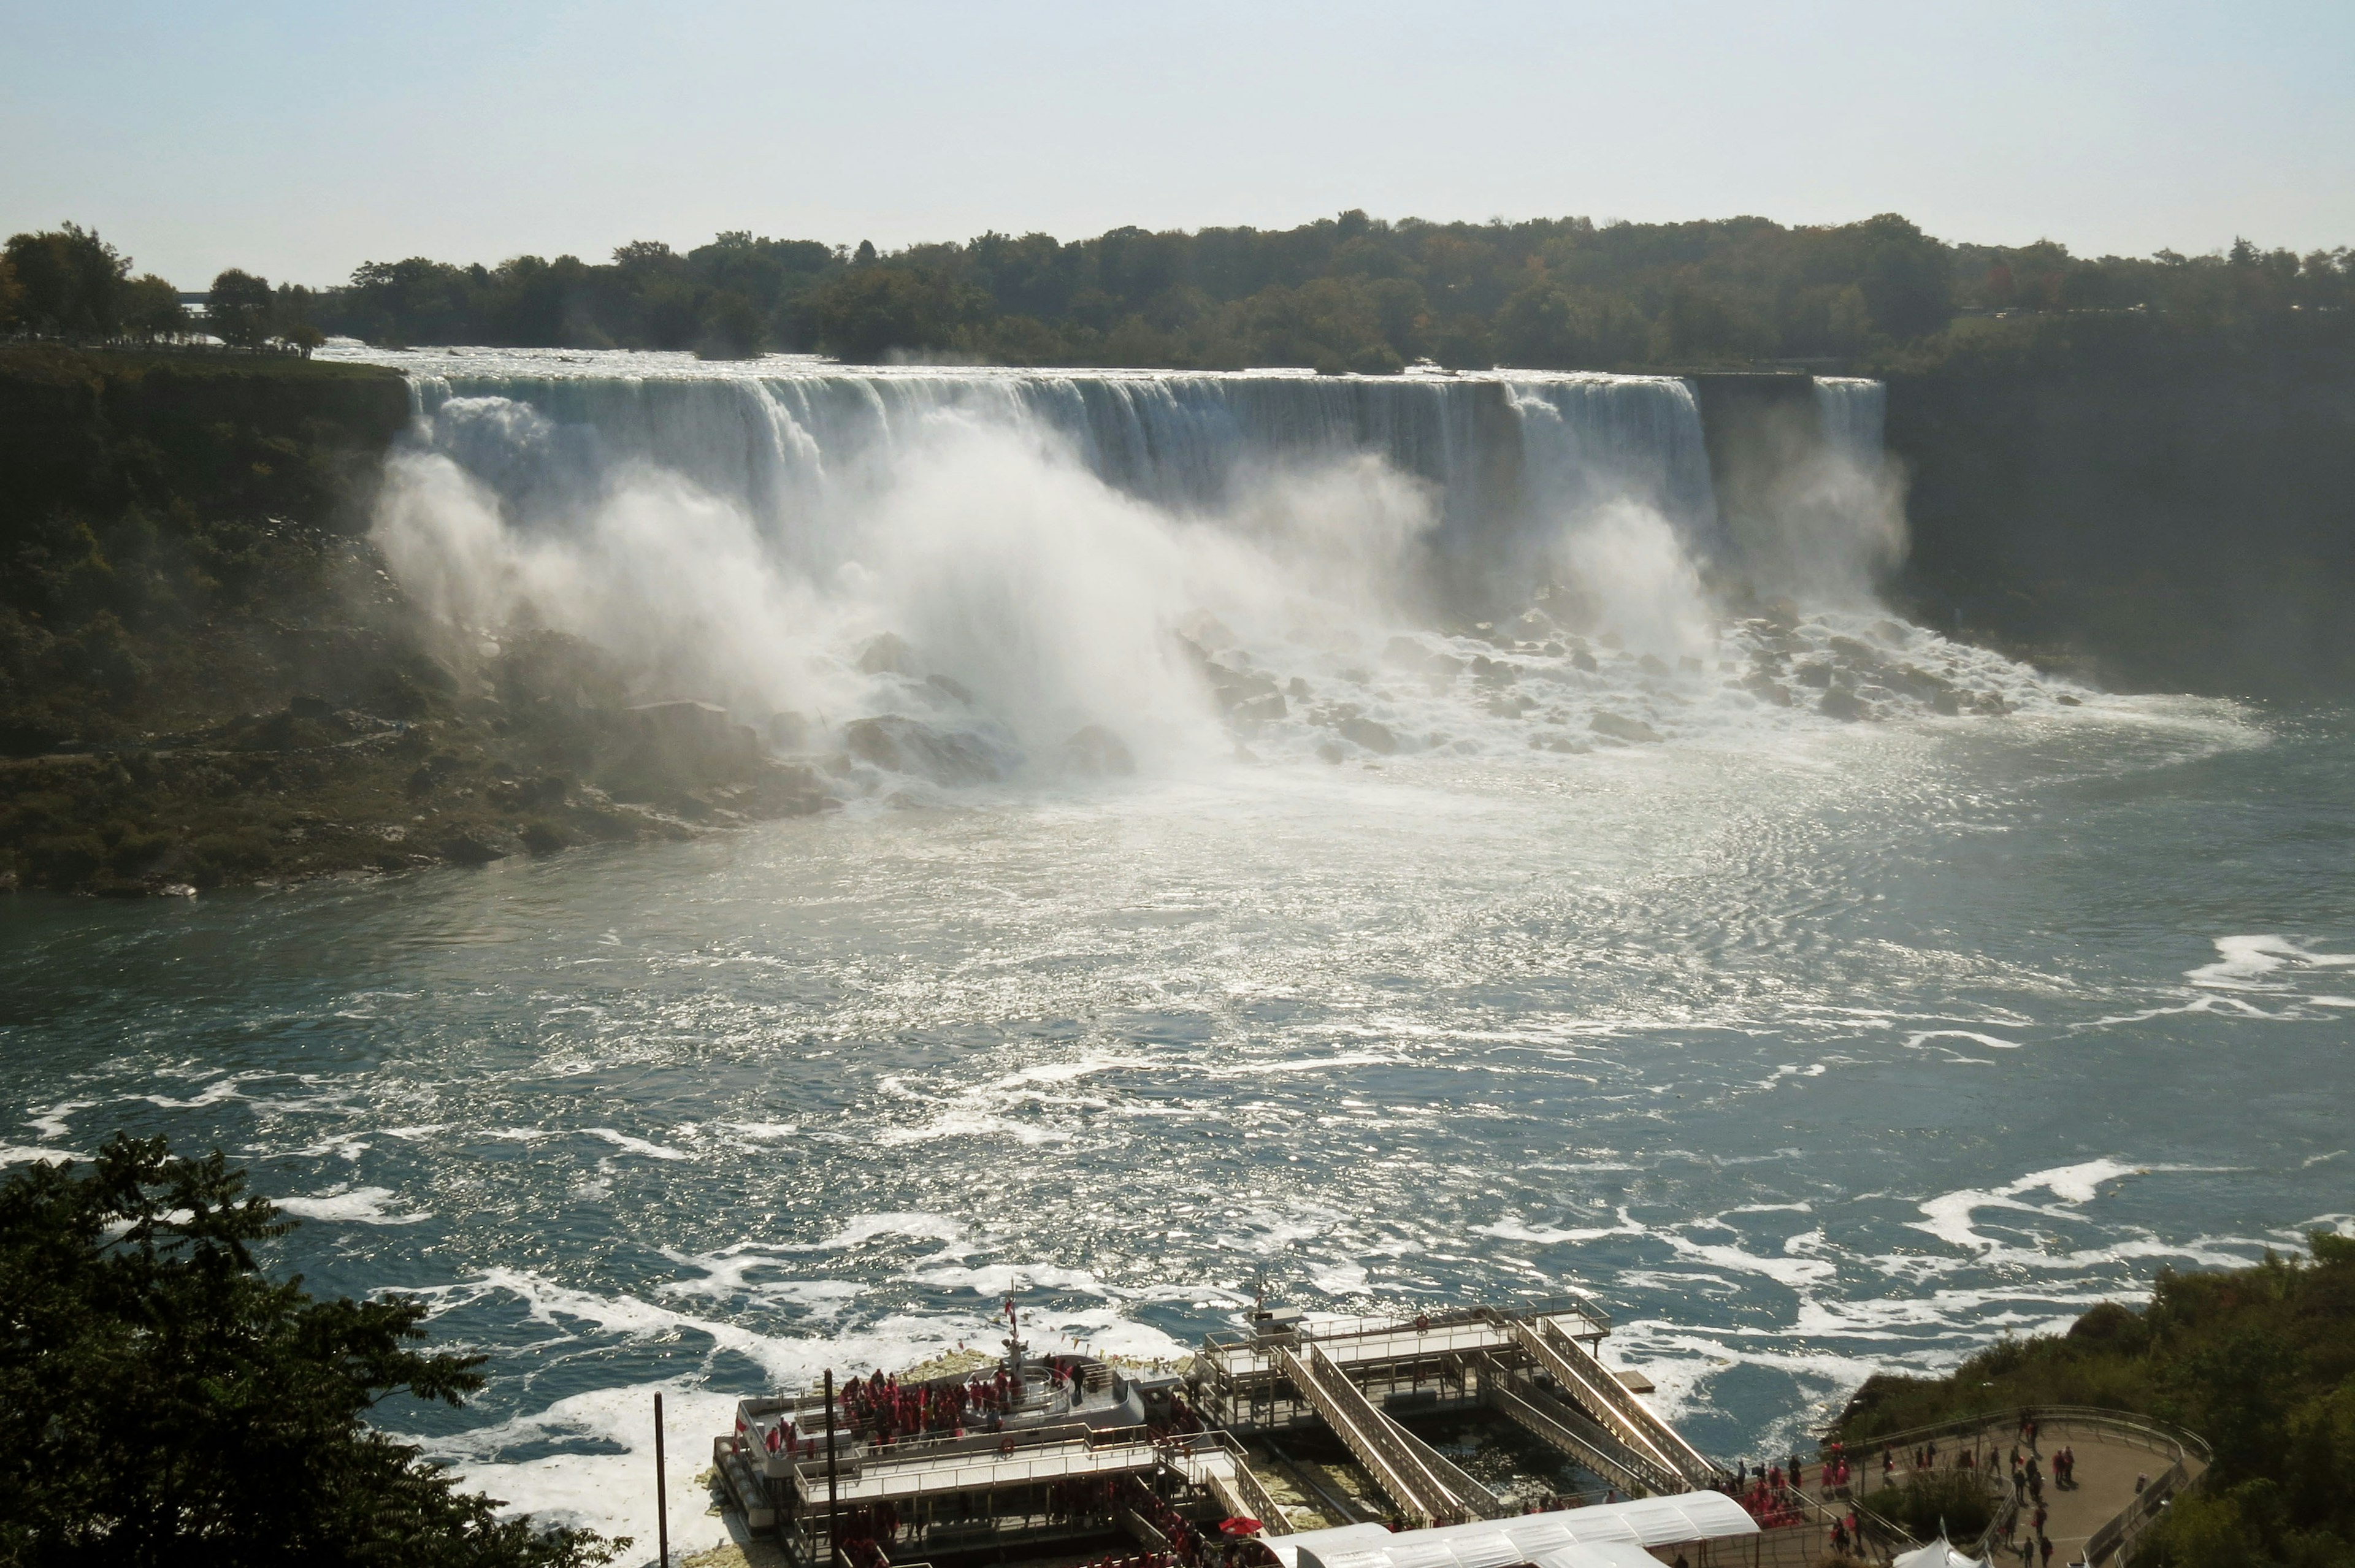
[6,211,2351,371]
[0,224,323,354]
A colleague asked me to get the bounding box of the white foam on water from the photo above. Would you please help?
[2187,934,2355,990]
[276,1185,433,1225]
[805,1212,970,1250]
[0,1145,85,1166]
[584,1128,692,1161]
[410,1380,740,1566]
[25,1100,94,1140]
[873,1111,1074,1147]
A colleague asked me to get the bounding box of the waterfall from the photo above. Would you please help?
[1813,377,1887,465]
[364,352,1920,782]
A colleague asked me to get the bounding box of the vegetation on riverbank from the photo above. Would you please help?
[284,208,2353,373]
[0,1134,622,1566]
[1834,1232,2355,1568]
[0,343,830,897]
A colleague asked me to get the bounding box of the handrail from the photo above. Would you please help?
[1509,1317,1718,1486]
[1477,1356,1680,1498]
[1279,1343,1471,1525]
[1200,1294,1614,1358]
[1831,1406,2212,1568]
[1827,1405,2210,1467]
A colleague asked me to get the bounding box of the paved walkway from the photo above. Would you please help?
[1841,1416,2205,1566]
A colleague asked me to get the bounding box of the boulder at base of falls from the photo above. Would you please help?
[1741,672,1795,707]
[1336,715,1399,754]
[1062,725,1136,776]
[1590,712,1663,744]
[1818,687,1869,721]
[624,701,764,778]
[1383,636,1465,682]
[440,827,524,865]
[844,715,1005,784]
[1932,688,1962,716]
[856,632,919,676]
[1571,649,1599,672]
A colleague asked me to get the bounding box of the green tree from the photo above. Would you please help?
[813,266,967,360]
[2,224,130,337]
[120,275,186,341]
[206,269,275,348]
[0,253,24,332]
[0,1135,622,1567]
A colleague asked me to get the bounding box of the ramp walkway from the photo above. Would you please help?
[1472,1353,1681,1498]
[1506,1317,1718,1489]
[1277,1342,1498,1526]
[1167,1434,1295,1535]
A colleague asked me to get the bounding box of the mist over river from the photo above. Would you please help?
[3,351,2349,1563]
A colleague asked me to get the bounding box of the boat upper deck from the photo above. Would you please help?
[1195,1297,1611,1388]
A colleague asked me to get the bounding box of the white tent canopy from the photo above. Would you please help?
[1270,1493,1760,1568]
[1894,1540,1986,1568]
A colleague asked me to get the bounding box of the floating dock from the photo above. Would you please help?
[713,1295,1766,1568]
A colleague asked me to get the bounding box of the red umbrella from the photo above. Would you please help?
[1219,1519,1264,1537]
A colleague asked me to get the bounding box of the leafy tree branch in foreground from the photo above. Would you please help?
[0,1134,622,1568]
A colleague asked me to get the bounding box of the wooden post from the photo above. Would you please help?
[654,1391,670,1568]
[825,1370,842,1568]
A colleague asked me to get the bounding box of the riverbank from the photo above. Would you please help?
[0,348,829,895]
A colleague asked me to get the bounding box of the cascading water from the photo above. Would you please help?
[367,350,2072,795]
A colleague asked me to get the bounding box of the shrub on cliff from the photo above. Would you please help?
[0,1135,622,1568]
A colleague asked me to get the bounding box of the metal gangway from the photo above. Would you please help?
[1275,1342,1498,1527]
[1471,1352,1682,1498]
[1501,1315,1718,1489]
[1165,1432,1294,1535]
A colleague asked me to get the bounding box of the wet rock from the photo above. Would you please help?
[288,694,333,720]
[1679,656,1705,673]
[1742,672,1794,707]
[519,822,572,855]
[1639,654,1671,676]
[1287,676,1312,700]
[1932,689,1962,716]
[2056,692,2083,706]
[1233,692,1287,724]
[1469,654,1515,686]
[1336,715,1399,754]
[1315,740,1346,765]
[1590,712,1662,744]
[1794,662,1834,689]
[767,710,811,750]
[1570,649,1599,673]
[440,827,522,864]
[1062,725,1136,776]
[622,700,763,781]
[857,632,919,676]
[1818,687,1868,721]
[843,715,1003,783]
[927,673,975,705]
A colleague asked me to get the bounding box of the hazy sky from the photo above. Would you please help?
[4,0,2349,289]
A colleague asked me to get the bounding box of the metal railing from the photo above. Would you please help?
[1476,1355,1681,1498]
[1828,1406,2210,1567]
[1277,1342,1472,1526]
[1508,1316,1718,1486]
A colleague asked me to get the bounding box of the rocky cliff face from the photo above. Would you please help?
[0,351,829,896]
[1885,346,2355,700]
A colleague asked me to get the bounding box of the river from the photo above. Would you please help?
[2,351,2348,1560]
